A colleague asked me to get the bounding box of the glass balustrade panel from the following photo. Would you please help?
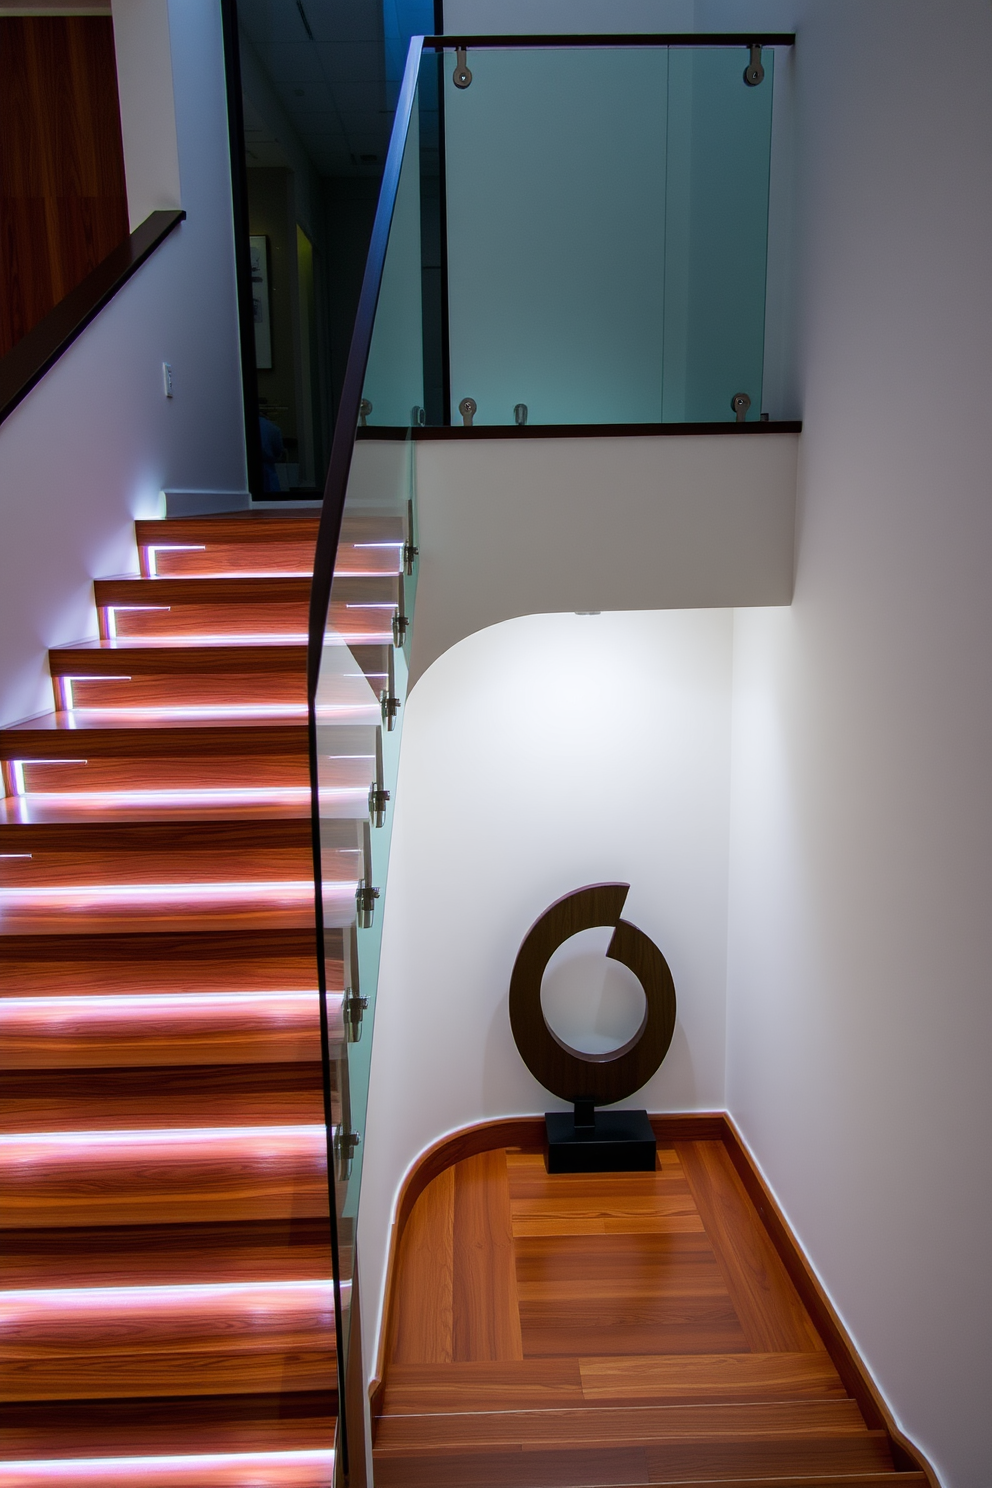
[311,51,424,1477]
[443,43,774,426]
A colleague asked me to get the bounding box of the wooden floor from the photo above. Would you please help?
[0,512,408,1485]
[375,1137,926,1487]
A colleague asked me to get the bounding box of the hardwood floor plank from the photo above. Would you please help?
[380,1361,584,1415]
[452,1150,523,1363]
[578,1351,847,1402]
[390,1165,454,1365]
[516,1231,748,1358]
[676,1140,823,1353]
[0,1130,329,1228]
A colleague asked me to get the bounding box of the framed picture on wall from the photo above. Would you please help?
[250,235,272,369]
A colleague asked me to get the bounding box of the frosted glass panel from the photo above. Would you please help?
[445,48,668,426]
[670,47,774,422]
[444,44,775,426]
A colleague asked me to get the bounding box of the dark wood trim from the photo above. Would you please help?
[369,1110,939,1488]
[721,1114,940,1486]
[219,0,265,501]
[425,32,796,48]
[356,420,802,441]
[0,210,184,427]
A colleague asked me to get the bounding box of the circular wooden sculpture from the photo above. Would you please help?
[508,883,677,1106]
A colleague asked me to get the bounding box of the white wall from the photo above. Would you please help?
[723,3,992,1486]
[410,434,797,685]
[444,0,695,30]
[361,607,733,1367]
[361,3,992,1482]
[0,0,247,726]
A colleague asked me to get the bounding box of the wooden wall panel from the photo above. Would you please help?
[0,17,129,356]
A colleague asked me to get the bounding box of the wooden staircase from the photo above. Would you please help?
[372,1125,936,1488]
[0,511,397,1485]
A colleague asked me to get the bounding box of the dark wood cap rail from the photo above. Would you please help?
[356,420,803,441]
[0,208,185,428]
[424,33,797,48]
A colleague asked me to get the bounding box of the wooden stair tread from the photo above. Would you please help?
[0,1124,329,1228]
[0,1449,336,1485]
[379,1354,848,1413]
[0,991,331,1069]
[3,1276,337,1401]
[0,795,313,827]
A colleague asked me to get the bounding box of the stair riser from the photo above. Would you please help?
[372,1436,895,1485]
[55,676,307,714]
[3,757,309,796]
[5,1348,338,1401]
[102,604,393,645]
[102,606,309,644]
[0,846,352,889]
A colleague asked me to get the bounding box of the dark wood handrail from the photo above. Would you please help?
[0,209,185,428]
[424,32,796,47]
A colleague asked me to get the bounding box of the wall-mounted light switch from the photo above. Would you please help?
[163,362,174,398]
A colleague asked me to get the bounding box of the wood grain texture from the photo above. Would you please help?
[373,1117,936,1487]
[373,1435,894,1487]
[0,1130,330,1228]
[0,510,347,1463]
[390,1164,454,1365]
[578,1352,846,1402]
[452,1149,524,1362]
[676,1139,823,1354]
[0,17,128,357]
[0,1061,326,1132]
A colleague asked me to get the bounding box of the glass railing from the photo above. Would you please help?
[307,30,792,1481]
[307,35,423,1486]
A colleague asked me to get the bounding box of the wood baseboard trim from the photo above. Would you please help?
[720,1113,940,1487]
[368,1110,938,1486]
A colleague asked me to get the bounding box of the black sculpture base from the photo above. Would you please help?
[545,1106,657,1174]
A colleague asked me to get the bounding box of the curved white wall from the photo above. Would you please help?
[360,606,734,1366]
